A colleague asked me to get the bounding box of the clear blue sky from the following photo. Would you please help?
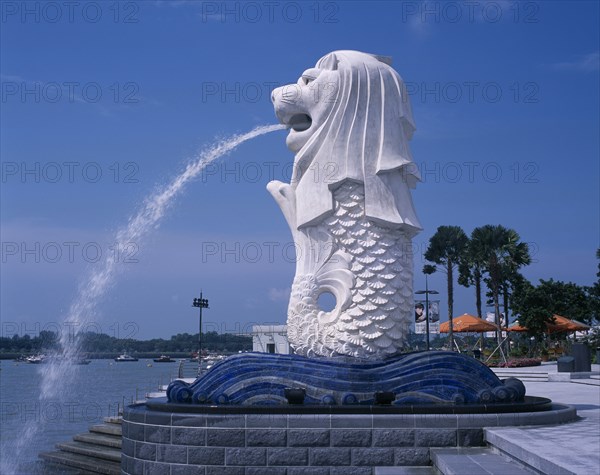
[1,1,598,341]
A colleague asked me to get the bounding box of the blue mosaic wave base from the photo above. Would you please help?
[167,351,525,406]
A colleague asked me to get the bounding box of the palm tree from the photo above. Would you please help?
[500,244,530,323]
[458,238,484,318]
[470,225,531,345]
[424,226,469,351]
[423,264,437,278]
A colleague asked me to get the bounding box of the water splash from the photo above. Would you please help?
[1,123,284,475]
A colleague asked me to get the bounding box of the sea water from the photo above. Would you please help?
[0,358,179,474]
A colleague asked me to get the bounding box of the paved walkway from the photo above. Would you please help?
[487,363,600,475]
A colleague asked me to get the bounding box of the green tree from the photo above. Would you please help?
[424,225,469,351]
[38,330,58,349]
[513,278,594,325]
[458,236,484,318]
[470,225,530,345]
[423,264,437,278]
[587,249,600,322]
[499,239,531,323]
[511,279,554,342]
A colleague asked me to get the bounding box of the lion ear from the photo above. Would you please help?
[373,55,393,66]
[319,53,339,70]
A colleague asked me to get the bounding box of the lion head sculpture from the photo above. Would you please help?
[271,50,421,234]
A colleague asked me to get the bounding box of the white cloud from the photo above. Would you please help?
[549,52,600,72]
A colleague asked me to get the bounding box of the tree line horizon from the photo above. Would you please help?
[0,330,252,355]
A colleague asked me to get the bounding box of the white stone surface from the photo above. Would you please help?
[268,50,422,359]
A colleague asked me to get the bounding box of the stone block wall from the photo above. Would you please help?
[122,403,575,474]
[125,403,568,475]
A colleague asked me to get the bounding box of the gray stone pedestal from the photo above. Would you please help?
[121,401,575,475]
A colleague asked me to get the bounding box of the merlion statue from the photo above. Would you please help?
[167,51,527,407]
[268,50,422,359]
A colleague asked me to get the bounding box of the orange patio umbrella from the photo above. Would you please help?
[547,315,590,334]
[506,314,590,334]
[439,313,500,333]
[506,322,528,332]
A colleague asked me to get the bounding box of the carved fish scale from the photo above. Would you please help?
[288,181,414,359]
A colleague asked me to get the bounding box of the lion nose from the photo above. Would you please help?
[273,85,301,105]
[271,86,282,104]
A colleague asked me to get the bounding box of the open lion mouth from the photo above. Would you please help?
[288,114,312,132]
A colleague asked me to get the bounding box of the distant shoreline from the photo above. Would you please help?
[0,352,241,361]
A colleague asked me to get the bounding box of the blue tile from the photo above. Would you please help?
[165,351,523,407]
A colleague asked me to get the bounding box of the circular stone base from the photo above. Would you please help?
[122,400,577,474]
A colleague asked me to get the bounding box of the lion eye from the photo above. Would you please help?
[299,68,320,86]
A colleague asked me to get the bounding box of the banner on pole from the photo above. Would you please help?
[415,300,440,334]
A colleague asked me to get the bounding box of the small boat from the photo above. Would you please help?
[26,354,47,364]
[74,358,92,365]
[114,353,138,362]
[153,355,175,363]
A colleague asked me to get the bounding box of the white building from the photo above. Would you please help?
[252,325,292,354]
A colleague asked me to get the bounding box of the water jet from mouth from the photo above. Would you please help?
[0,123,284,475]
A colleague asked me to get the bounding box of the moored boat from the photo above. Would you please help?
[26,354,47,364]
[114,353,138,362]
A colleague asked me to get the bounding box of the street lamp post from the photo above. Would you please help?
[192,292,209,376]
[415,274,439,351]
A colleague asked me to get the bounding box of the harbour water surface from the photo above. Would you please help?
[0,358,180,474]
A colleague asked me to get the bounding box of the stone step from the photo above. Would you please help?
[494,374,548,382]
[56,440,121,463]
[431,447,537,475]
[38,461,83,474]
[74,432,122,449]
[90,423,122,436]
[375,467,437,474]
[103,416,122,425]
[493,371,548,378]
[39,451,121,475]
[493,371,547,375]
[484,426,599,475]
[571,378,600,386]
